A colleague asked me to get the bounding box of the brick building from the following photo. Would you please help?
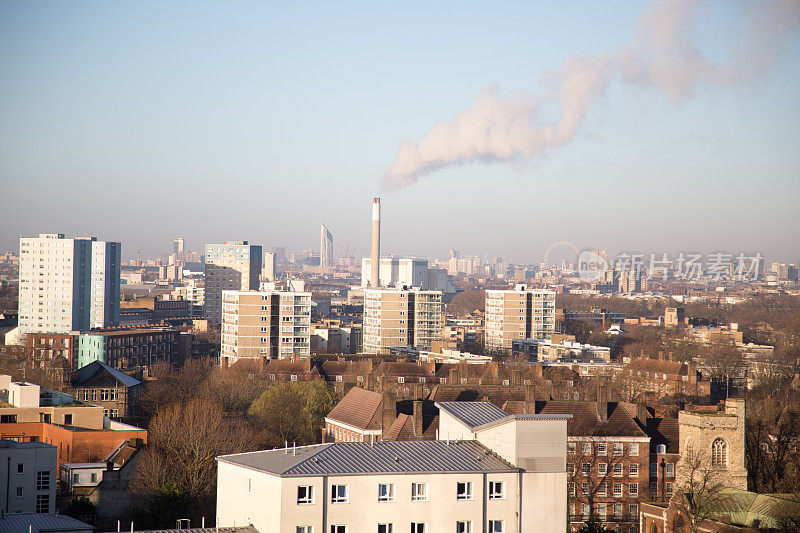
[71,361,142,420]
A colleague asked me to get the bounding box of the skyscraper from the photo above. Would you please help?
[320,223,333,269]
[173,237,185,258]
[362,287,443,354]
[18,233,121,335]
[204,241,262,324]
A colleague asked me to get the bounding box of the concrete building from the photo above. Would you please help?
[220,289,311,366]
[217,401,569,533]
[204,241,262,324]
[320,223,334,269]
[363,287,443,355]
[512,338,611,363]
[262,251,278,282]
[361,257,456,294]
[75,326,179,370]
[0,440,57,514]
[485,285,556,352]
[18,233,121,336]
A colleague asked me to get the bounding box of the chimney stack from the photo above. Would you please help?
[370,197,381,288]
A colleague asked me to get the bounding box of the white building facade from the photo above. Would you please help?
[217,404,569,533]
[0,440,57,514]
[204,241,262,325]
[18,234,121,336]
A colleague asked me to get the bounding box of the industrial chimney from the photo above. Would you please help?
[370,197,380,287]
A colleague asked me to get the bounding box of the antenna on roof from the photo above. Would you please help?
[293,441,296,456]
[285,440,288,454]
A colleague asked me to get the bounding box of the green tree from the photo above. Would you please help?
[248,380,337,446]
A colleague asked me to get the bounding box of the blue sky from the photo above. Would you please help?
[1,1,798,264]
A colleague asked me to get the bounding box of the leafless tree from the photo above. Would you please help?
[672,451,728,533]
[566,439,629,528]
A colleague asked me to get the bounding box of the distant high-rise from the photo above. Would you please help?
[173,237,185,257]
[320,223,334,269]
[204,241,262,324]
[484,284,555,352]
[362,287,443,355]
[220,289,311,365]
[262,251,278,282]
[370,198,380,287]
[18,233,121,335]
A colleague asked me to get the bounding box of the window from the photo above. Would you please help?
[567,442,576,454]
[297,485,314,504]
[613,463,623,477]
[583,443,592,455]
[456,481,472,500]
[410,524,426,533]
[581,482,588,495]
[665,463,674,477]
[568,482,575,496]
[598,503,607,519]
[16,487,22,498]
[64,414,73,425]
[711,438,727,468]
[598,462,607,475]
[36,494,49,513]
[0,414,17,423]
[582,503,590,520]
[629,463,639,477]
[628,482,638,496]
[73,473,79,484]
[581,463,591,476]
[17,463,23,474]
[297,527,312,533]
[567,463,575,476]
[613,503,622,518]
[330,527,346,533]
[489,481,504,499]
[666,482,674,498]
[629,503,638,517]
[91,473,98,483]
[629,443,639,456]
[650,463,658,477]
[377,525,393,533]
[456,521,471,533]
[331,484,348,503]
[378,483,395,502]
[488,520,503,533]
[613,443,623,456]
[598,482,607,496]
[672,515,684,533]
[597,443,607,455]
[650,482,658,498]
[613,482,623,497]
[411,482,428,501]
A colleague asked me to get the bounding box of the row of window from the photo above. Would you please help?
[568,442,639,456]
[295,481,504,505]
[570,462,639,477]
[301,522,503,533]
[569,481,639,497]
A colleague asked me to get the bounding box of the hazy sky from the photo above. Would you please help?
[1,1,799,264]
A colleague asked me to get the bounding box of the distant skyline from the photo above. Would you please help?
[2,1,799,263]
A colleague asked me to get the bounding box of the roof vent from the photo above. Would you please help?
[657,444,666,454]
[394,455,400,462]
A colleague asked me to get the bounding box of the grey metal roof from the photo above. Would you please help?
[0,513,93,533]
[73,360,142,388]
[218,440,517,477]
[100,528,258,533]
[434,401,510,429]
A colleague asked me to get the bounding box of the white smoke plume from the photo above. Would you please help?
[382,0,800,192]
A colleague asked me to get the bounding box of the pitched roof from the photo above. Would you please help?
[534,401,648,438]
[0,513,93,533]
[645,417,680,454]
[627,358,687,378]
[218,440,517,477]
[325,387,383,431]
[435,401,509,429]
[73,361,142,388]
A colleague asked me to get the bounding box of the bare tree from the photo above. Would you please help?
[703,340,746,398]
[566,439,628,529]
[672,451,728,533]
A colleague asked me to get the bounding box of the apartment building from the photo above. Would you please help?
[18,233,121,335]
[75,326,179,370]
[72,361,142,419]
[220,289,311,366]
[363,287,443,355]
[204,241,262,324]
[217,402,569,533]
[484,285,556,352]
[25,332,77,367]
[0,440,57,514]
[512,337,611,363]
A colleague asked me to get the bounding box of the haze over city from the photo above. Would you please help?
[1,1,799,262]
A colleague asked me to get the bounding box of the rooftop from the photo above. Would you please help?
[324,387,383,431]
[218,440,517,477]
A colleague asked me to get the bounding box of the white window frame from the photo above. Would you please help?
[488,520,503,533]
[331,484,349,503]
[297,485,314,505]
[410,524,426,533]
[378,483,395,502]
[456,481,473,500]
[456,521,471,533]
[488,480,504,500]
[411,482,428,501]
